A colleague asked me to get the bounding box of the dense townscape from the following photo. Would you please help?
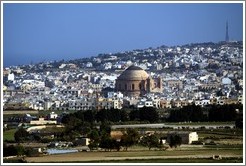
[2,41,244,163]
[3,41,243,111]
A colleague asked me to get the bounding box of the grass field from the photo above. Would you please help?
[3,129,17,141]
[22,128,243,163]
[3,110,68,115]
[3,110,39,115]
[4,157,243,163]
[197,129,243,145]
[24,146,243,163]
[70,157,243,163]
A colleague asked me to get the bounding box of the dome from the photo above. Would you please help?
[117,65,149,80]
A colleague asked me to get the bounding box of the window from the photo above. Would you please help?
[132,84,135,90]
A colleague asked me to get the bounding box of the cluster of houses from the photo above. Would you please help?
[3,41,243,112]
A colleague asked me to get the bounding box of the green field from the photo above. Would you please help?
[5,155,242,163]
[3,129,17,141]
[3,110,39,115]
[78,157,243,163]
[23,147,243,163]
[3,110,77,118]
[3,120,243,163]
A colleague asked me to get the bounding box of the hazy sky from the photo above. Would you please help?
[3,2,244,67]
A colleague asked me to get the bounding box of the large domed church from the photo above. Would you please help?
[115,65,162,97]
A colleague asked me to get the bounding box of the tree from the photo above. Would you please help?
[77,122,92,135]
[3,144,17,157]
[99,122,111,136]
[129,109,140,121]
[83,110,95,123]
[99,134,114,151]
[120,129,139,151]
[169,135,182,148]
[140,134,161,150]
[139,107,159,123]
[208,104,238,122]
[120,109,129,122]
[14,127,30,142]
[60,114,84,141]
[61,115,82,131]
[96,108,128,122]
[15,144,26,156]
[63,130,81,142]
[96,109,109,122]
[167,105,206,122]
[88,129,100,150]
[3,143,26,157]
[235,119,243,129]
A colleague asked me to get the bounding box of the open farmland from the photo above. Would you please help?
[25,146,243,163]
[4,124,243,163]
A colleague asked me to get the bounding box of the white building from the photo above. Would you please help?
[49,112,58,119]
[195,99,210,107]
[96,98,121,110]
[62,88,81,97]
[31,102,44,110]
[44,102,53,110]
[68,97,122,110]
[30,118,57,125]
[222,77,232,85]
[59,64,67,69]
[22,80,45,89]
[107,92,124,99]
[8,73,15,81]
[137,100,154,108]
[69,98,96,111]
[86,62,93,68]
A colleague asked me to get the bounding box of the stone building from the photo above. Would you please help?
[115,65,162,97]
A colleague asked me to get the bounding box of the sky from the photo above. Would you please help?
[3,2,244,67]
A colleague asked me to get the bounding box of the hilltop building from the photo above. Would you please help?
[115,65,162,97]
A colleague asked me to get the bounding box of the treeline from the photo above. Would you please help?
[167,104,242,122]
[11,123,172,152]
[61,106,159,124]
[57,104,242,142]
[10,104,242,145]
[7,104,242,154]
[61,104,242,124]
[3,143,42,158]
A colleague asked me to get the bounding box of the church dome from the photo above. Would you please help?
[117,65,149,80]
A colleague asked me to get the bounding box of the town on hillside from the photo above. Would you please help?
[3,41,244,163]
[3,41,243,111]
